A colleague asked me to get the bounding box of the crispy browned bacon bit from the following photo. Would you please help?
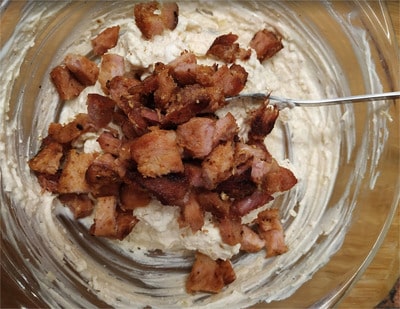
[91,26,120,56]
[86,93,116,129]
[217,216,242,246]
[115,211,139,240]
[119,182,152,211]
[108,75,141,106]
[64,54,99,86]
[57,150,98,194]
[211,64,248,98]
[262,159,297,195]
[50,65,85,100]
[36,172,61,193]
[248,102,279,142]
[179,192,205,232]
[28,142,63,175]
[96,131,122,156]
[256,208,288,257]
[239,225,265,253]
[206,33,251,63]
[186,252,235,294]
[202,141,235,190]
[99,54,126,93]
[48,113,94,144]
[231,190,274,217]
[196,190,231,219]
[130,128,184,177]
[249,29,283,62]
[85,153,121,197]
[134,2,179,40]
[90,195,118,237]
[58,193,94,219]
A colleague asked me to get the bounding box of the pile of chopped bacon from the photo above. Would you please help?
[29,2,295,294]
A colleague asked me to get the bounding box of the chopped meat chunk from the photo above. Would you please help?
[196,190,231,219]
[176,117,216,159]
[134,2,179,39]
[263,160,297,194]
[179,192,204,232]
[50,65,85,100]
[119,182,152,210]
[212,64,248,97]
[248,102,279,142]
[240,225,265,253]
[58,193,94,219]
[249,29,283,62]
[64,54,99,86]
[202,141,235,190]
[217,216,242,246]
[115,211,139,240]
[29,142,63,175]
[134,172,189,207]
[90,195,117,237]
[206,33,251,63]
[99,54,126,93]
[86,93,116,129]
[257,208,288,257]
[48,113,93,144]
[108,76,141,107]
[36,172,61,193]
[231,190,273,217]
[91,25,120,56]
[130,129,184,177]
[96,131,122,156]
[186,252,235,294]
[58,150,97,194]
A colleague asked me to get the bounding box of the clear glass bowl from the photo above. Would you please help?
[1,1,398,308]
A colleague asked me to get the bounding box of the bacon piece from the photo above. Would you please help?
[240,225,265,253]
[212,64,248,97]
[186,252,235,294]
[248,102,279,142]
[202,141,235,190]
[90,195,117,237]
[36,172,61,193]
[85,153,121,197]
[135,172,189,206]
[217,216,242,246]
[249,29,283,62]
[130,129,184,177]
[86,93,116,129]
[50,65,85,100]
[134,2,179,40]
[108,75,141,106]
[231,190,273,217]
[184,163,205,188]
[115,211,139,240]
[99,54,125,93]
[263,160,297,194]
[91,26,120,56]
[153,66,178,110]
[119,182,151,211]
[97,131,122,156]
[179,192,204,232]
[206,33,251,63]
[164,84,222,125]
[58,193,94,219]
[213,112,238,144]
[48,113,93,144]
[64,54,99,86]
[216,168,256,199]
[29,142,63,175]
[58,150,97,194]
[176,117,216,159]
[256,208,288,257]
[196,190,231,219]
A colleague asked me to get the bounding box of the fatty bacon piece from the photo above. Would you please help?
[206,33,251,63]
[64,54,99,87]
[58,193,94,219]
[250,29,283,62]
[86,93,116,129]
[29,141,64,176]
[256,208,288,257]
[247,102,279,142]
[90,195,138,240]
[176,113,238,159]
[50,65,85,100]
[91,26,120,56]
[98,54,126,94]
[134,2,179,40]
[130,128,184,177]
[186,252,236,294]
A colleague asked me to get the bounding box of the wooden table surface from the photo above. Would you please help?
[339,2,399,308]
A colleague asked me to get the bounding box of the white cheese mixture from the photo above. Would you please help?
[1,1,386,308]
